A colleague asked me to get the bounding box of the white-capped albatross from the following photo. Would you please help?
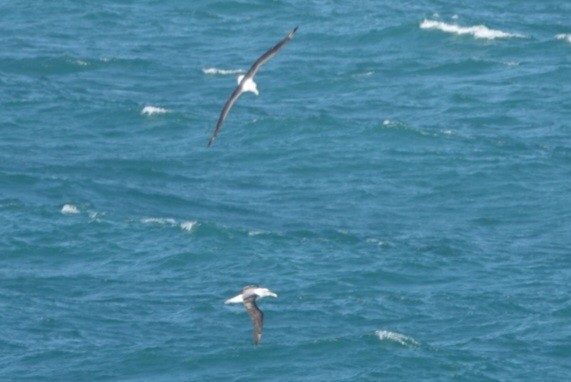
[207,27,298,147]
[225,285,278,345]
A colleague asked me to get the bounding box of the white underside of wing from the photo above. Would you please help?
[225,294,244,304]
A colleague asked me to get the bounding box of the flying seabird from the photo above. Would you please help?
[207,27,298,147]
[225,285,278,345]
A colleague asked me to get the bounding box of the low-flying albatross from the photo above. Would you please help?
[225,285,278,345]
[207,27,298,147]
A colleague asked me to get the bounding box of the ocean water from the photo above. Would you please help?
[1,0,570,380]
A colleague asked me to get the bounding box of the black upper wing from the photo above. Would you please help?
[207,85,243,147]
[244,26,298,81]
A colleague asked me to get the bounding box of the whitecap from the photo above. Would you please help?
[376,330,420,347]
[180,221,198,232]
[74,60,89,67]
[556,34,571,43]
[88,211,106,222]
[141,106,170,116]
[61,204,80,214]
[141,217,177,226]
[366,238,387,247]
[352,71,374,78]
[202,67,245,75]
[383,119,391,126]
[420,19,523,40]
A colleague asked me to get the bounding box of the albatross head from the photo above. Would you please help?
[253,287,278,299]
[237,75,259,96]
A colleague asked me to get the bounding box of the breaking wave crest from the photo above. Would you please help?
[141,106,170,116]
[420,20,523,40]
[61,204,80,214]
[376,330,420,347]
[141,217,177,226]
[202,67,245,75]
[141,217,199,233]
[180,221,198,232]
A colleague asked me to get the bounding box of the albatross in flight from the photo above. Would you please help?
[225,285,278,345]
[207,27,298,147]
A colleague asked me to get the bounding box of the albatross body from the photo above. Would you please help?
[225,285,278,345]
[207,27,298,147]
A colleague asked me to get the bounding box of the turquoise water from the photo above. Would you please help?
[1,1,570,380]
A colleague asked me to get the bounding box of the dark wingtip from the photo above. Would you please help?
[292,26,299,35]
[207,137,214,147]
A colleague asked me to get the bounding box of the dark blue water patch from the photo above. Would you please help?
[0,56,107,77]
[552,145,571,163]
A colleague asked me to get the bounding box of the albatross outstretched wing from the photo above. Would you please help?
[244,298,264,345]
[207,85,243,147]
[243,26,298,81]
[207,27,298,147]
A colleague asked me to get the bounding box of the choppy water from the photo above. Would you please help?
[1,1,570,381]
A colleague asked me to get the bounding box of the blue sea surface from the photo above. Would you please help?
[1,1,570,381]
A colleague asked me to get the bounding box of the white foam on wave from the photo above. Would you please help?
[61,204,80,214]
[141,217,200,233]
[141,106,170,116]
[376,330,420,347]
[141,217,177,226]
[556,34,571,43]
[180,221,198,232]
[420,19,523,40]
[88,211,105,223]
[202,67,245,75]
[74,59,89,67]
[352,71,374,78]
[366,238,388,247]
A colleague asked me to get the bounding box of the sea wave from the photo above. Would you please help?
[141,217,177,226]
[420,19,523,40]
[61,204,80,214]
[376,330,420,347]
[556,34,571,43]
[141,106,170,116]
[140,217,200,233]
[180,220,198,232]
[366,238,390,247]
[72,59,89,67]
[202,67,245,75]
